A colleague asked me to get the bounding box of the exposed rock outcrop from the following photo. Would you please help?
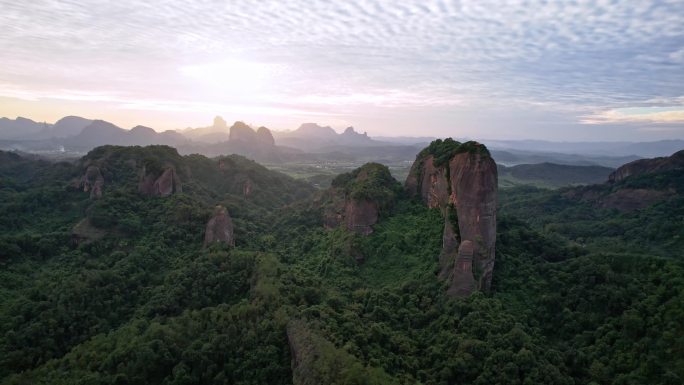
[256,126,275,146]
[243,179,253,197]
[343,198,378,236]
[560,150,683,212]
[286,319,393,385]
[609,150,684,183]
[71,218,106,245]
[223,122,278,161]
[407,139,497,296]
[446,240,477,296]
[405,154,450,208]
[213,115,228,130]
[204,205,235,246]
[228,121,258,143]
[321,163,398,236]
[80,165,104,199]
[449,151,498,290]
[138,164,182,197]
[322,188,380,236]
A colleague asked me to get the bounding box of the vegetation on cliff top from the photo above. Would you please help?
[419,138,491,167]
[331,162,401,208]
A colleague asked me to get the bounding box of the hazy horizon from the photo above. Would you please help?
[1,0,683,141]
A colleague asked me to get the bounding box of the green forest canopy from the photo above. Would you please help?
[0,146,682,385]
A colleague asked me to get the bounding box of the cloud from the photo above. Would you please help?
[581,106,684,124]
[0,0,683,139]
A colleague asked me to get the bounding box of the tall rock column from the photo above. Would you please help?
[449,151,497,293]
[204,205,235,246]
[406,139,497,296]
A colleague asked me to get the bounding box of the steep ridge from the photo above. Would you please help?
[556,150,684,212]
[609,149,684,183]
[406,139,497,296]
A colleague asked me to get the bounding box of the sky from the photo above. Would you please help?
[1,0,683,141]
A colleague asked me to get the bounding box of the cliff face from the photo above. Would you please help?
[204,205,235,246]
[322,188,380,236]
[321,163,398,236]
[407,139,497,296]
[80,165,104,199]
[138,165,182,197]
[344,199,378,236]
[406,154,450,208]
[449,151,498,290]
[609,150,684,183]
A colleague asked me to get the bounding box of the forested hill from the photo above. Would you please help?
[0,144,683,384]
[498,162,614,188]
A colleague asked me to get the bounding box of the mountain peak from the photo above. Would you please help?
[213,116,227,129]
[229,121,257,142]
[342,126,367,137]
[16,116,37,123]
[51,116,93,138]
[130,125,156,135]
[87,120,121,130]
[256,126,275,146]
[296,123,337,138]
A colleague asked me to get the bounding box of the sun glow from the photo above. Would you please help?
[179,59,275,94]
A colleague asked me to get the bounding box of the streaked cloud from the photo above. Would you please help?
[582,107,684,125]
[0,0,683,139]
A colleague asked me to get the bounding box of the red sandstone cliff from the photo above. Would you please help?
[138,165,182,197]
[204,205,235,246]
[80,165,104,199]
[321,163,397,236]
[609,150,684,183]
[449,151,498,291]
[406,140,497,296]
[322,188,379,236]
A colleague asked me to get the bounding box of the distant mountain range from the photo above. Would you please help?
[0,115,92,140]
[272,123,381,150]
[1,115,683,167]
[481,139,684,159]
